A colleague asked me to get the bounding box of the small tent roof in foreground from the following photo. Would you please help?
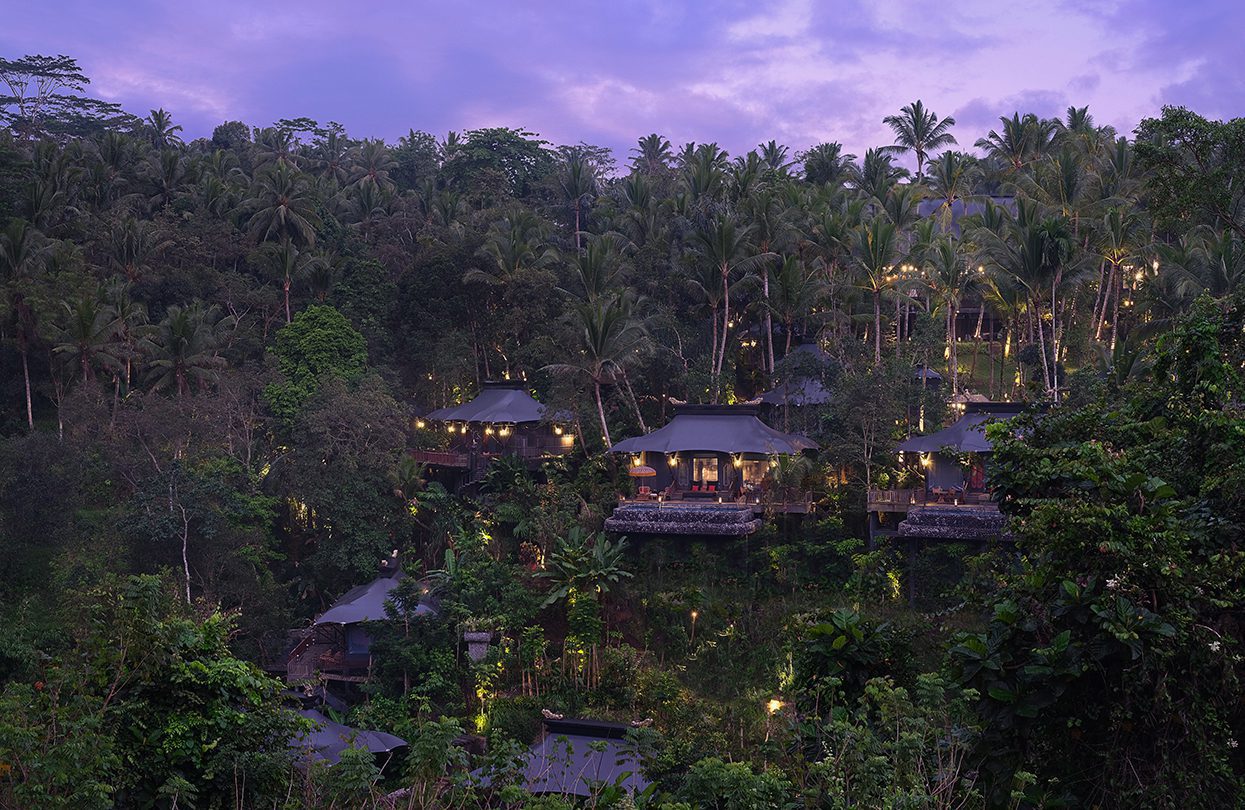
[292,709,407,765]
[476,717,651,797]
[610,405,817,456]
[314,570,436,626]
[426,381,547,425]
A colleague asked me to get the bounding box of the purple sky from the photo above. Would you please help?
[6,1,1243,168]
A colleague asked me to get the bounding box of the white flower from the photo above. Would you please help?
[1229,738,1239,749]
[1106,577,1120,590]
[1209,640,1222,653]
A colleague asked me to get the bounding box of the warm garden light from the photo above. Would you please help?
[767,699,783,714]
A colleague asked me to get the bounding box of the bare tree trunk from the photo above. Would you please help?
[709,306,719,402]
[717,266,731,395]
[1092,260,1108,340]
[619,368,647,433]
[762,270,775,374]
[178,503,192,604]
[1034,297,1053,394]
[594,379,612,448]
[21,347,33,430]
[283,277,291,324]
[873,289,882,366]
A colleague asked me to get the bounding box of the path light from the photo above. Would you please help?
[767,698,783,714]
[416,419,426,429]
[690,610,699,644]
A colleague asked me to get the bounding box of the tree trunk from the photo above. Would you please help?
[873,289,882,365]
[709,305,719,402]
[717,265,731,394]
[283,277,292,324]
[620,367,647,433]
[762,270,775,374]
[594,379,612,448]
[20,346,33,430]
[1033,297,1053,394]
[178,502,192,604]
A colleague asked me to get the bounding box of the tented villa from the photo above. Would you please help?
[867,402,1024,542]
[413,381,575,482]
[286,557,436,683]
[604,404,817,536]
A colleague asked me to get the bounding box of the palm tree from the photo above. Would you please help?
[145,108,183,149]
[849,217,901,365]
[101,279,150,395]
[466,211,550,286]
[559,151,597,251]
[245,162,321,247]
[925,152,980,230]
[766,256,828,356]
[1095,208,1144,348]
[800,142,856,187]
[52,292,117,384]
[543,292,648,448]
[109,216,173,282]
[743,190,797,373]
[348,139,397,193]
[145,303,227,396]
[689,217,775,400]
[853,148,910,203]
[564,234,625,302]
[922,236,975,393]
[630,134,673,176]
[882,99,957,181]
[259,240,327,323]
[0,219,44,428]
[975,113,1054,172]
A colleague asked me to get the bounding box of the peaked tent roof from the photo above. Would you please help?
[610,405,817,455]
[475,717,651,797]
[292,709,407,765]
[426,382,547,424]
[758,377,831,406]
[758,344,832,406]
[897,404,1026,454]
[314,570,436,625]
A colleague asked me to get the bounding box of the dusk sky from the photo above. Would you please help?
[5,1,1243,168]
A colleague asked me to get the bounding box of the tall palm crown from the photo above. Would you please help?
[882,100,958,181]
[245,162,321,247]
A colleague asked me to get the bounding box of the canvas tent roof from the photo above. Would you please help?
[758,377,831,406]
[313,570,436,626]
[897,403,1026,454]
[758,344,832,406]
[476,717,651,797]
[292,709,407,765]
[426,382,547,424]
[610,405,817,456]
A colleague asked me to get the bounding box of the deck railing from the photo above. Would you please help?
[867,488,996,511]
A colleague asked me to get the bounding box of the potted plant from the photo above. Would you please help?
[461,616,499,662]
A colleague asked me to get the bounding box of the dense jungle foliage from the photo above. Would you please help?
[0,54,1242,808]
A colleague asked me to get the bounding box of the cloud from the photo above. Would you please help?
[2,0,1242,165]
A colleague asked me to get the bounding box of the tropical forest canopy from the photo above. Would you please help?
[0,54,1242,808]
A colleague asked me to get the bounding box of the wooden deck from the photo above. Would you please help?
[412,446,569,469]
[616,496,814,515]
[867,488,997,514]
